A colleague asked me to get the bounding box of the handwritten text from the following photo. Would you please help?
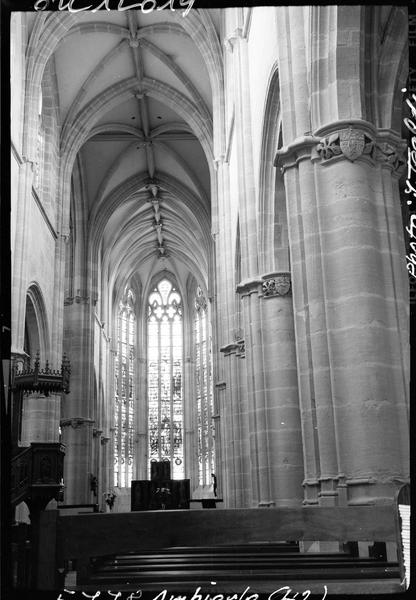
[34,0,196,17]
[404,92,416,279]
[57,585,328,600]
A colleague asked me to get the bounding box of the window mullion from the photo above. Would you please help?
[125,312,128,485]
[147,279,184,479]
[118,317,123,487]
[157,318,161,463]
[169,315,173,467]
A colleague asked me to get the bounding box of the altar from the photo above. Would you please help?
[131,461,190,511]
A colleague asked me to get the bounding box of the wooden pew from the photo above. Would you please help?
[37,488,409,593]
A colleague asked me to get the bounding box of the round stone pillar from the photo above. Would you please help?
[260,273,304,507]
[277,123,409,504]
[219,343,250,508]
[237,281,272,507]
[61,296,95,504]
[60,418,94,504]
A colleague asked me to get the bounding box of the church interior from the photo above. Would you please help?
[4,4,411,596]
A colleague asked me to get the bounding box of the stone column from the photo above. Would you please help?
[100,434,110,506]
[91,427,102,503]
[237,280,273,507]
[218,343,248,507]
[212,382,224,501]
[277,124,409,505]
[60,418,94,504]
[61,295,95,504]
[314,125,409,504]
[276,5,409,505]
[260,273,304,507]
[214,152,252,507]
[232,25,275,507]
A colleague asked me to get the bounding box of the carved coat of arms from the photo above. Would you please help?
[263,275,291,297]
[274,275,291,296]
[339,128,365,161]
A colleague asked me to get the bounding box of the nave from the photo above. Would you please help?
[5,4,410,595]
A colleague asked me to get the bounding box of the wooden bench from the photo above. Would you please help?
[36,485,409,593]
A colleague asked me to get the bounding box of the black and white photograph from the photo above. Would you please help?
[0,1,412,598]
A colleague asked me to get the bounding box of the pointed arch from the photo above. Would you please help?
[377,6,408,131]
[113,283,138,489]
[258,63,285,274]
[25,283,50,361]
[147,274,184,479]
[192,282,215,488]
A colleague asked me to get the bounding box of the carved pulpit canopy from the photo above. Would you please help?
[12,351,71,396]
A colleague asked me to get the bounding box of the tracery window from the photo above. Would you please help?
[194,286,215,485]
[114,289,136,487]
[147,278,184,479]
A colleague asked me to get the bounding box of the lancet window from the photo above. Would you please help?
[114,289,136,487]
[147,278,184,479]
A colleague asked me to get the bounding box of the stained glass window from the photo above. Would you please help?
[114,289,136,488]
[147,278,184,479]
[194,286,215,485]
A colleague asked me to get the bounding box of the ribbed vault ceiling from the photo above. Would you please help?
[38,9,220,294]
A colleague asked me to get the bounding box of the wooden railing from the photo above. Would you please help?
[34,493,409,592]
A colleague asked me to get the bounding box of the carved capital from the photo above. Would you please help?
[60,417,94,429]
[74,295,90,305]
[224,28,242,53]
[262,273,291,297]
[315,122,406,175]
[302,478,320,487]
[214,154,225,170]
[64,292,98,307]
[219,342,239,356]
[236,278,262,296]
[373,141,406,174]
[219,339,245,359]
[274,135,318,172]
[316,126,374,162]
[236,338,245,357]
